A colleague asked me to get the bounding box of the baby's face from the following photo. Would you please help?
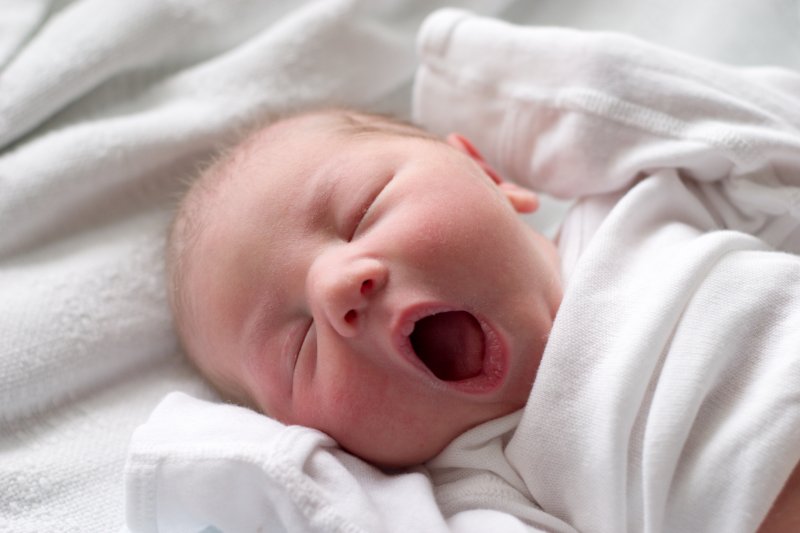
[187,113,561,466]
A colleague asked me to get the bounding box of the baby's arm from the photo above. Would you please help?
[414,9,800,204]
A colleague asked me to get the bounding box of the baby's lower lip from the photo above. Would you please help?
[393,305,508,395]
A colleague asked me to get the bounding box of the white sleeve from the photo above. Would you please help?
[413,8,800,208]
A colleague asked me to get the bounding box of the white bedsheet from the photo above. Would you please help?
[2,1,799,532]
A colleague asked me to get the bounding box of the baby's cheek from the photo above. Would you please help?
[312,371,428,464]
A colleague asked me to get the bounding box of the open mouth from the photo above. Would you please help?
[408,310,486,381]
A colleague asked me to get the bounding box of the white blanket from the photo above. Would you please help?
[1,1,517,531]
[123,8,800,533]
[3,1,799,532]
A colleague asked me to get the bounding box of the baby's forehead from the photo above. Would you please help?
[209,109,439,221]
[230,112,360,181]
[224,113,388,190]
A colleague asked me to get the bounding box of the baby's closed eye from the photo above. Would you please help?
[348,174,394,241]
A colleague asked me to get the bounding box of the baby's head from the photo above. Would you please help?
[167,108,562,466]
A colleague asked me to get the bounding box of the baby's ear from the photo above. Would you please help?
[445,133,539,214]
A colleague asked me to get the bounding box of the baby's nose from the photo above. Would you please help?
[309,256,387,337]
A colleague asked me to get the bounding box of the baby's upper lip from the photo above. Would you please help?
[390,302,509,395]
[391,302,457,378]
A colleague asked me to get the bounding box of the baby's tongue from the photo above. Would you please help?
[409,311,484,381]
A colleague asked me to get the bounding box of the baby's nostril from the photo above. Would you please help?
[360,279,373,295]
[344,309,358,324]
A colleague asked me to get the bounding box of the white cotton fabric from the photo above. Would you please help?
[122,9,800,533]
[415,9,800,533]
[127,392,467,533]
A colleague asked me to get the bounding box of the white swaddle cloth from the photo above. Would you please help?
[415,8,800,533]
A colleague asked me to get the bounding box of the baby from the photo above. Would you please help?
[160,13,800,531]
[167,107,563,467]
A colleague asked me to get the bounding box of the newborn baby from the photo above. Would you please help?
[151,12,800,532]
[167,107,562,467]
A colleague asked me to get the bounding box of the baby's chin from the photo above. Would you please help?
[344,427,469,468]
[345,400,529,468]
